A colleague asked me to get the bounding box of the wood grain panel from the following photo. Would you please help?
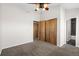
[49,18,57,45]
[38,21,41,40]
[40,21,46,41]
[46,20,50,42]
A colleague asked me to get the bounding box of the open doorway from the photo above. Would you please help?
[66,18,76,46]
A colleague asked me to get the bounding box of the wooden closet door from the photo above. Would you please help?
[46,20,50,42]
[49,18,57,45]
[38,21,41,40]
[37,21,45,41]
[40,21,46,41]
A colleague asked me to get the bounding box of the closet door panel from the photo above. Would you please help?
[49,19,57,45]
[46,20,50,42]
[40,21,46,41]
[38,21,41,40]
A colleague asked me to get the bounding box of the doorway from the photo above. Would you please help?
[66,18,76,46]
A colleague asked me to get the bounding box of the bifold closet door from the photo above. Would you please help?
[49,18,57,45]
[33,21,38,40]
[41,21,46,41]
[39,21,46,41]
[46,20,50,42]
[38,21,41,40]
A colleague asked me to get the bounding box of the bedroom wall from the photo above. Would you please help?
[59,6,66,46]
[66,19,71,41]
[65,8,79,47]
[1,4,39,49]
[76,17,79,47]
[0,4,2,54]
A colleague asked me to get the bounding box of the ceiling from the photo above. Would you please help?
[15,3,79,12]
[49,3,79,9]
[61,3,79,9]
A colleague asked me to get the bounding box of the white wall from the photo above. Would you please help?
[1,4,39,49]
[65,8,79,47]
[76,17,79,47]
[0,4,2,54]
[66,19,71,41]
[59,6,66,46]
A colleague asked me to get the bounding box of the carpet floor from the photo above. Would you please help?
[1,40,79,56]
